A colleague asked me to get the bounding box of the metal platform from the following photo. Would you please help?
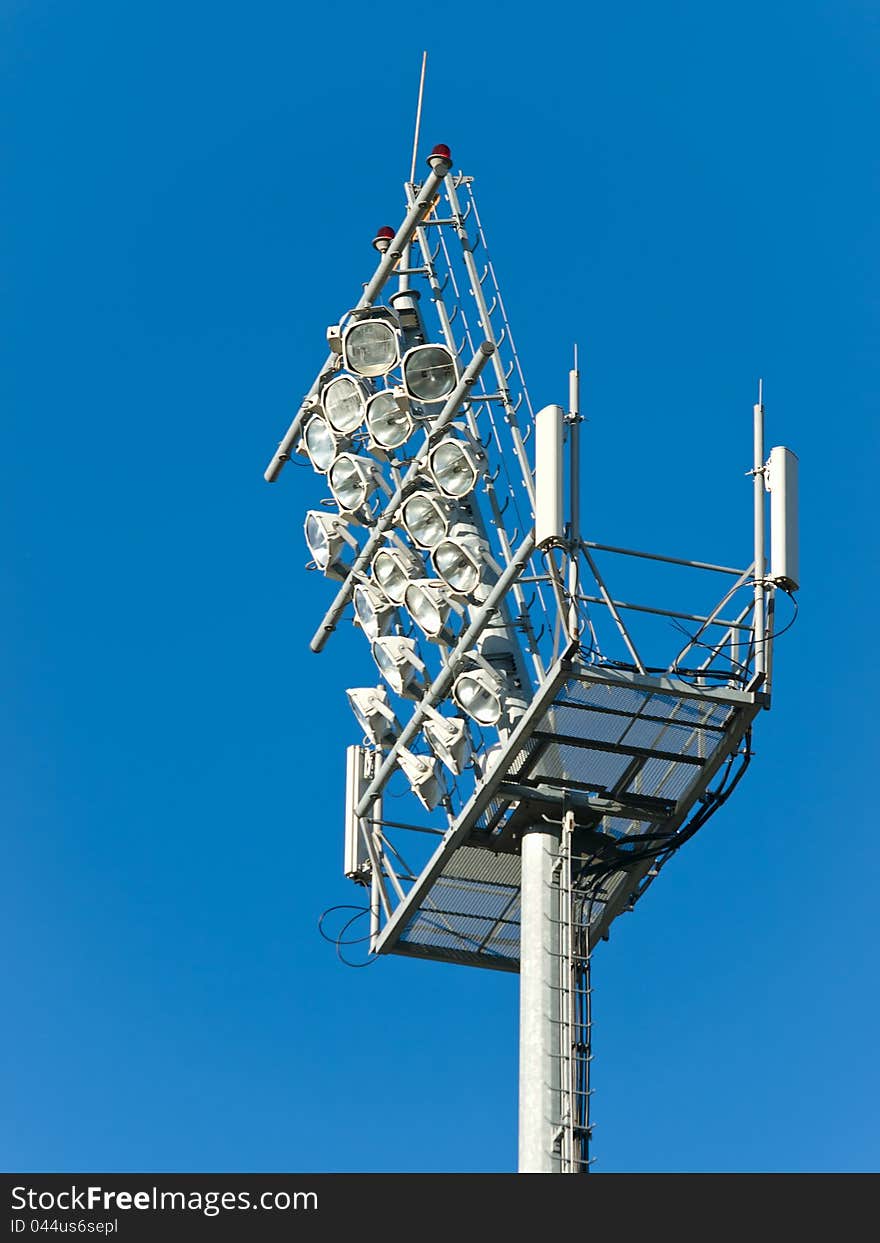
[375,645,767,971]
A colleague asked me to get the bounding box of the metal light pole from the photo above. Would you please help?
[518,824,562,1173]
[263,138,798,1176]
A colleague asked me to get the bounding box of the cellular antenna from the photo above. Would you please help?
[409,51,428,184]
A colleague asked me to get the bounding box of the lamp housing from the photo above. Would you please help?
[427,434,485,499]
[320,374,370,434]
[396,747,447,812]
[401,343,457,405]
[329,453,384,517]
[346,685,400,749]
[371,545,425,605]
[403,577,459,643]
[342,309,401,379]
[302,414,350,474]
[452,658,527,731]
[304,510,357,580]
[431,523,489,596]
[452,665,506,726]
[422,706,473,775]
[371,636,426,700]
[400,491,455,549]
[352,582,396,641]
[365,389,414,454]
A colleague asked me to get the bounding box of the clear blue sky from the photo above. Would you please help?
[2,1,877,1173]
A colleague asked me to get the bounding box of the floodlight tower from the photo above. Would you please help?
[263,144,799,1173]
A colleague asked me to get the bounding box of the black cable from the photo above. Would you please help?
[668,619,753,677]
[334,908,373,947]
[335,941,379,969]
[318,904,372,946]
[576,644,739,681]
[573,735,752,884]
[671,584,799,674]
[763,588,799,641]
[317,904,380,968]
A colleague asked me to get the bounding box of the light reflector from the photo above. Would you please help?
[402,344,457,404]
[366,390,414,451]
[371,636,426,700]
[428,437,483,499]
[352,582,395,641]
[371,546,424,604]
[396,748,447,812]
[431,524,487,595]
[329,453,381,514]
[303,414,346,473]
[321,375,368,434]
[403,578,455,641]
[423,708,472,775]
[343,318,400,378]
[346,685,400,748]
[400,492,452,549]
[453,666,505,726]
[304,510,356,580]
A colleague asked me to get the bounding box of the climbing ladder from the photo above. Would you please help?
[556,811,594,1173]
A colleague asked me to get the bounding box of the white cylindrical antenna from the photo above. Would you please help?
[766,446,800,591]
[566,347,582,640]
[535,404,565,546]
[344,745,372,883]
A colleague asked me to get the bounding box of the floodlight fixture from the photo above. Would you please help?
[400,491,454,549]
[302,414,348,474]
[343,311,401,379]
[321,374,369,434]
[365,389,414,452]
[452,659,527,732]
[371,546,425,605]
[345,685,400,749]
[304,510,358,580]
[431,523,490,596]
[427,435,484,499]
[452,665,506,726]
[403,577,459,643]
[352,582,396,641]
[371,636,426,700]
[422,705,473,775]
[396,747,447,812]
[401,344,457,405]
[329,453,384,516]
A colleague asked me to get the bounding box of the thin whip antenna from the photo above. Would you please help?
[758,376,763,406]
[410,51,428,184]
